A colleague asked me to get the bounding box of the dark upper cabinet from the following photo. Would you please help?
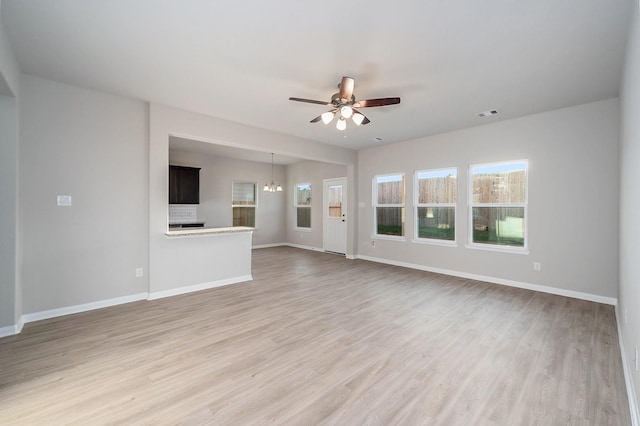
[169,165,200,204]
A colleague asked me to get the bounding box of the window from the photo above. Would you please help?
[469,161,527,249]
[232,181,256,227]
[373,174,405,237]
[415,168,457,242]
[328,184,343,218]
[295,183,311,229]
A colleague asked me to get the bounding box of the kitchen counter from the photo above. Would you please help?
[165,226,254,237]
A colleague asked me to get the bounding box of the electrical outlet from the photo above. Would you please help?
[136,267,143,278]
[371,241,376,247]
[57,195,72,206]
[533,262,541,271]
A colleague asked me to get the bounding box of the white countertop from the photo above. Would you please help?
[165,226,254,237]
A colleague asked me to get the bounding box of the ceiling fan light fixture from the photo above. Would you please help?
[289,76,401,131]
[321,111,335,124]
[352,112,365,126]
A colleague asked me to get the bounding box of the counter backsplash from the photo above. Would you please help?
[169,205,198,224]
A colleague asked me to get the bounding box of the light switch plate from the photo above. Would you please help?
[57,195,72,206]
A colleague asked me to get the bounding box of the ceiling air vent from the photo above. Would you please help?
[478,109,499,118]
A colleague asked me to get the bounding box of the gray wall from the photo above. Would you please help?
[358,98,619,299]
[169,148,286,246]
[19,75,149,314]
[285,160,348,250]
[620,2,640,418]
[0,95,18,329]
[0,10,20,331]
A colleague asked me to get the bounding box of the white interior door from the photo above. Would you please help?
[323,177,347,254]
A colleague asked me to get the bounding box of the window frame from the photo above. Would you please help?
[372,173,406,240]
[232,180,257,228]
[294,182,312,230]
[413,167,457,246]
[467,160,529,254]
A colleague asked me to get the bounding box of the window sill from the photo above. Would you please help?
[465,243,529,255]
[372,234,406,242]
[295,227,312,232]
[412,238,457,247]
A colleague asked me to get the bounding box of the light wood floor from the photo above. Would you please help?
[0,247,631,425]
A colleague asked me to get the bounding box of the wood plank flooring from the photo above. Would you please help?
[0,246,631,425]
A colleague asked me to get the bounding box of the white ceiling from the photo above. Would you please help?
[2,0,634,151]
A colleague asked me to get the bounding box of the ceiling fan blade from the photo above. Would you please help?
[338,76,355,101]
[289,97,331,106]
[354,97,401,108]
[310,115,323,123]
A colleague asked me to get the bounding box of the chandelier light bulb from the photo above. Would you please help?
[336,117,347,131]
[340,106,353,119]
[352,112,365,126]
[321,111,335,124]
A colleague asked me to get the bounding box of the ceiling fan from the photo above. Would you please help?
[289,76,401,130]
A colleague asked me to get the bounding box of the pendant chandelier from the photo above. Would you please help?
[264,153,283,192]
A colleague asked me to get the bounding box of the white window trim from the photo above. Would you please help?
[294,183,312,230]
[467,160,528,254]
[412,238,457,247]
[414,167,457,245]
[372,173,406,240]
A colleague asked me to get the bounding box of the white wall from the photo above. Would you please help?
[19,75,149,314]
[619,2,640,420]
[358,98,619,301]
[169,148,287,246]
[285,160,348,250]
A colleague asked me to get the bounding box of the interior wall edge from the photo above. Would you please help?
[616,305,640,426]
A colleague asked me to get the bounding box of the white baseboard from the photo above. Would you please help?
[253,243,357,259]
[148,275,253,300]
[283,243,325,252]
[254,242,325,252]
[252,243,286,249]
[0,316,24,338]
[616,306,640,426]
[0,293,149,338]
[0,324,16,338]
[356,254,617,305]
[22,293,149,324]
[1,274,256,338]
